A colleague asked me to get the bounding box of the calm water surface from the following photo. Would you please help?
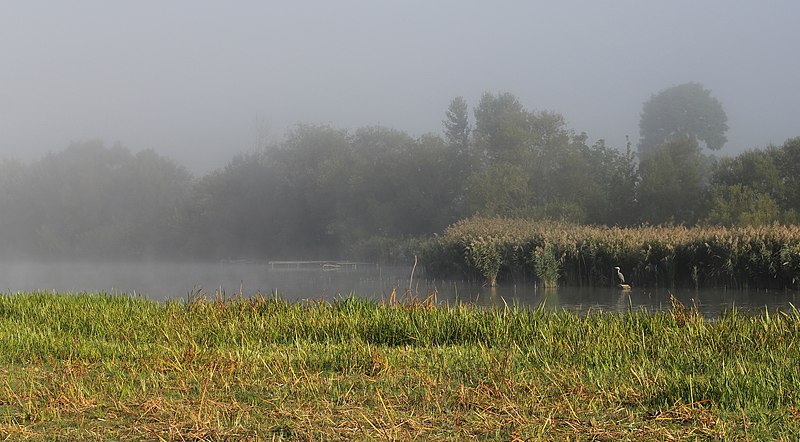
[1,261,797,317]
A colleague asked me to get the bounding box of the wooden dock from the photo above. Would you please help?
[267,261,374,271]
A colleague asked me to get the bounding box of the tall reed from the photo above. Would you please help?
[418,217,800,288]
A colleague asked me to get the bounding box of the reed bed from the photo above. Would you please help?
[0,291,799,440]
[420,216,800,289]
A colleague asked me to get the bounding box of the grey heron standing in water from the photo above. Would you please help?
[614,266,625,284]
[614,267,631,290]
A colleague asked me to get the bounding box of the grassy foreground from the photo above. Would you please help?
[0,292,799,440]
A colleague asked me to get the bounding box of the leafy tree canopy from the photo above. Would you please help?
[638,82,728,157]
[443,96,470,153]
[637,136,707,224]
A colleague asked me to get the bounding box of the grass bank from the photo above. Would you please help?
[419,217,800,289]
[1,291,799,440]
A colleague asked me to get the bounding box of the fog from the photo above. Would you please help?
[2,1,798,172]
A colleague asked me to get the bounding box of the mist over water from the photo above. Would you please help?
[1,3,799,313]
[0,261,794,317]
[0,261,412,301]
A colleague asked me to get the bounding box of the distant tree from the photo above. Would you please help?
[529,111,570,154]
[441,97,475,219]
[465,162,531,217]
[277,125,353,255]
[637,137,707,224]
[19,141,193,258]
[0,159,29,256]
[705,184,782,226]
[581,137,639,225]
[528,131,594,222]
[193,124,356,259]
[189,151,280,258]
[345,126,421,239]
[638,82,728,157]
[443,96,470,158]
[776,137,800,212]
[468,92,533,216]
[519,111,583,220]
[473,92,531,165]
[711,149,782,194]
[390,134,458,234]
[124,148,195,255]
[706,138,800,224]
[467,92,636,222]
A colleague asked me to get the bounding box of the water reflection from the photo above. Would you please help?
[0,261,796,317]
[439,281,798,317]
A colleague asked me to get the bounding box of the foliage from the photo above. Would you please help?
[712,148,783,195]
[0,141,193,259]
[472,92,531,165]
[466,92,638,224]
[707,138,800,226]
[638,82,728,157]
[442,96,470,159]
[595,137,639,225]
[637,137,707,224]
[706,184,783,226]
[464,162,531,217]
[776,137,800,211]
[0,94,798,262]
[1,292,799,440]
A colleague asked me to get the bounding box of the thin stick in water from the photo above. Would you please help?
[408,255,418,294]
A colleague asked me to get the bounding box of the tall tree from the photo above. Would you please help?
[473,92,531,165]
[0,159,30,256]
[278,124,353,255]
[441,97,473,218]
[777,137,800,212]
[17,141,193,258]
[637,137,707,224]
[638,82,728,157]
[465,162,531,217]
[705,184,782,226]
[569,136,638,225]
[443,96,470,157]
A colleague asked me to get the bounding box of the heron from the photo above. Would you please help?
[614,267,631,290]
[614,266,625,284]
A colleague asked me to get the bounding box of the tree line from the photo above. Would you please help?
[0,84,798,261]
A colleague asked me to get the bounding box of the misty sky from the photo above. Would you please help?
[2,1,798,172]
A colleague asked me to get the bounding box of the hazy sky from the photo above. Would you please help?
[2,1,798,172]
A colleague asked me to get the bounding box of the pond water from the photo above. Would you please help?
[1,261,797,317]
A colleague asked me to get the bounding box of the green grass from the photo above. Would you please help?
[1,291,799,440]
